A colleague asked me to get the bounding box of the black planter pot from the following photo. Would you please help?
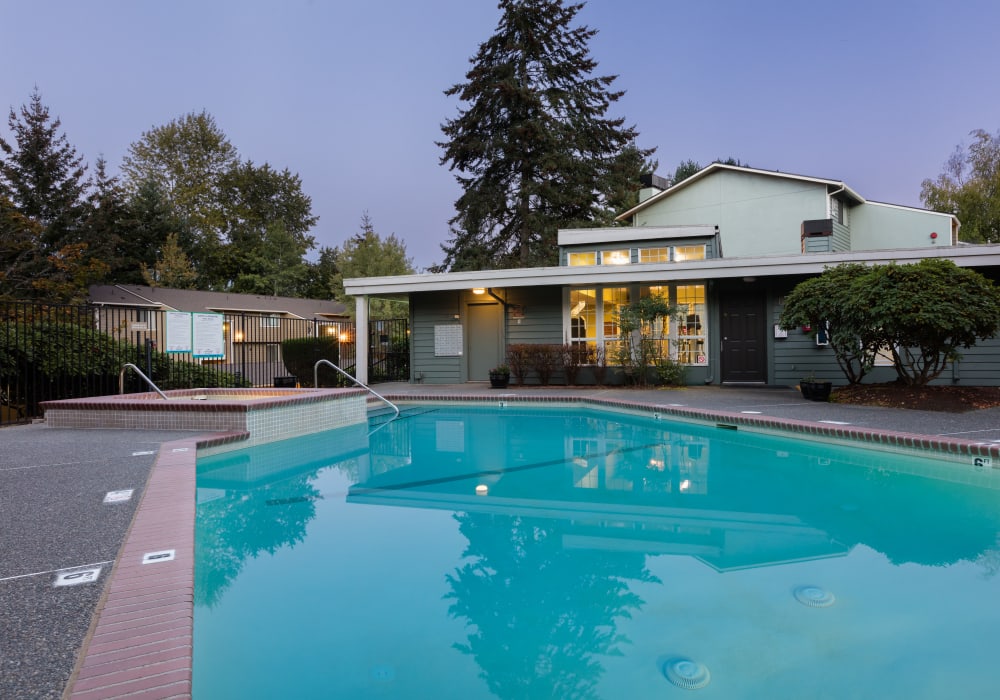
[489,373,510,389]
[800,380,832,401]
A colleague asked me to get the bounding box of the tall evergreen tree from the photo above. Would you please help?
[0,89,99,300]
[117,178,188,283]
[438,0,654,270]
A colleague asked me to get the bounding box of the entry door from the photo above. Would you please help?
[720,293,767,383]
[467,302,502,381]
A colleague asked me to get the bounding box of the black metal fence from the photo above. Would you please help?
[1,300,408,425]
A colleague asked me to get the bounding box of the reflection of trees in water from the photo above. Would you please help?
[446,512,658,700]
[195,474,320,607]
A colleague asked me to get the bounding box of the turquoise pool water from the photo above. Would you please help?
[194,405,1000,699]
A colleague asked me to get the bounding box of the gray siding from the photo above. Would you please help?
[411,291,463,384]
[505,286,564,345]
[803,235,832,254]
[831,220,851,251]
[771,295,842,385]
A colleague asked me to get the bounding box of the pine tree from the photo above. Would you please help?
[0,89,97,300]
[438,0,654,270]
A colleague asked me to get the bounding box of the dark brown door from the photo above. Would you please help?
[720,293,767,383]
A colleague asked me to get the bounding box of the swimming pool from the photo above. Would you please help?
[194,405,1000,698]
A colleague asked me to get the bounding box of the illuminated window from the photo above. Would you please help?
[566,283,709,367]
[640,286,671,358]
[675,284,707,365]
[567,252,597,266]
[638,247,670,263]
[602,287,630,359]
[601,249,631,265]
[569,289,596,358]
[674,245,706,262]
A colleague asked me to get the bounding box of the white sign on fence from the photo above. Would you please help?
[192,313,225,359]
[165,311,193,353]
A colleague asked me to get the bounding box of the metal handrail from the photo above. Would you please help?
[119,363,169,400]
[314,359,399,417]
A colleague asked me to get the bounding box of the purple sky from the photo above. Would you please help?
[3,0,998,270]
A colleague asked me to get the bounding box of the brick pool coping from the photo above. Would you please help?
[64,393,1000,699]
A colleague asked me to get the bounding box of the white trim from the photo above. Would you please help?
[344,245,1000,296]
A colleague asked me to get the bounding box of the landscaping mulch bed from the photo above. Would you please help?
[832,383,1000,412]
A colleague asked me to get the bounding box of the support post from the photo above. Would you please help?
[355,295,369,384]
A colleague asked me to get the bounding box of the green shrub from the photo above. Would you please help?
[280,337,340,387]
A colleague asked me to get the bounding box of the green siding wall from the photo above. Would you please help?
[633,171,828,257]
[505,286,564,345]
[850,202,951,250]
[411,290,464,384]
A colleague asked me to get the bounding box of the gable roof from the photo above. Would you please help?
[88,284,348,320]
[616,163,868,222]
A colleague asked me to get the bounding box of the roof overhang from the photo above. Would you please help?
[344,245,1000,297]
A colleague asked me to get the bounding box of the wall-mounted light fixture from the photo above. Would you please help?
[472,287,485,295]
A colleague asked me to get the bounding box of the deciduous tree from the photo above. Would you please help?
[438,0,654,270]
[781,260,1000,386]
[921,129,1000,243]
[331,214,414,317]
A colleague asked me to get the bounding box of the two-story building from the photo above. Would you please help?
[344,163,1000,387]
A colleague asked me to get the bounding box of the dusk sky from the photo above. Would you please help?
[3,0,998,270]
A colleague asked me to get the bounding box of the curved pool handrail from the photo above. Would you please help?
[119,363,169,400]
[314,359,399,417]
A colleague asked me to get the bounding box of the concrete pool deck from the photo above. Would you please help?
[3,383,1000,699]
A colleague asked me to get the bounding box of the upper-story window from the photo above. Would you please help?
[601,249,631,265]
[831,198,846,225]
[638,247,670,263]
[674,245,706,262]
[567,252,597,266]
[260,314,280,328]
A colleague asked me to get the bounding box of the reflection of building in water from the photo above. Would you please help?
[348,415,851,573]
[568,432,708,495]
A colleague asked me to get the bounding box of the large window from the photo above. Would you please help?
[566,283,708,366]
[602,287,630,359]
[569,288,596,357]
[675,284,707,365]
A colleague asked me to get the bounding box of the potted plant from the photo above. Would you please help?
[799,373,832,401]
[489,364,510,389]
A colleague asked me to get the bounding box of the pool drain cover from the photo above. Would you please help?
[794,585,836,608]
[663,658,710,690]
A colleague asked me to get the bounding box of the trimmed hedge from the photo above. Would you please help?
[280,337,341,387]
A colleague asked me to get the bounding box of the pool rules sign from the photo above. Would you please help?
[165,311,225,358]
[193,313,225,359]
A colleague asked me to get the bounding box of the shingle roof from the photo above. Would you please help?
[88,284,349,320]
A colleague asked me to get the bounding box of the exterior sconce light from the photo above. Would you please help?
[472,287,486,295]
